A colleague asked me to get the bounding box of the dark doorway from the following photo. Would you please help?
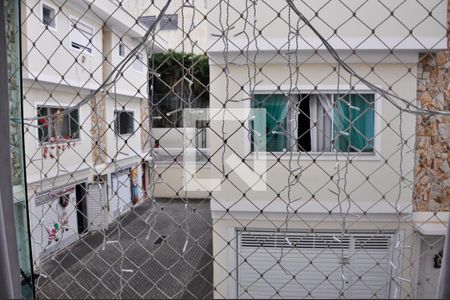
[75,183,88,234]
[297,94,311,151]
[142,163,147,200]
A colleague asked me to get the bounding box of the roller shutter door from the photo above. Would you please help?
[86,182,107,231]
[237,231,395,299]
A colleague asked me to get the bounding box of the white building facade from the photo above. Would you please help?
[122,0,207,54]
[21,0,166,265]
[205,0,448,298]
[119,0,210,199]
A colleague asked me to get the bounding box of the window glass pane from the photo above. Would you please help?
[7,1,34,296]
[252,94,288,152]
[309,94,333,152]
[42,5,55,28]
[114,112,120,133]
[37,106,49,142]
[118,43,125,57]
[297,94,312,152]
[125,112,134,133]
[116,111,134,135]
[37,106,80,142]
[160,14,178,30]
[50,107,65,139]
[62,112,70,138]
[333,94,374,152]
[120,113,127,133]
[139,15,157,28]
[70,109,80,139]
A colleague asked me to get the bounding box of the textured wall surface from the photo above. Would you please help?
[90,92,108,165]
[414,1,450,212]
[141,97,151,152]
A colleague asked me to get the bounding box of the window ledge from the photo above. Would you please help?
[39,138,82,146]
[40,22,57,32]
[246,152,382,161]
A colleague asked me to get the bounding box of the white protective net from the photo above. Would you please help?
[15,0,450,298]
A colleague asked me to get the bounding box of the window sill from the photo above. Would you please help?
[69,46,94,57]
[39,138,82,146]
[116,133,134,137]
[41,22,57,32]
[247,151,381,161]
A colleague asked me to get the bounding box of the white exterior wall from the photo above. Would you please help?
[153,165,210,199]
[104,32,149,98]
[204,0,447,296]
[204,0,449,297]
[207,0,447,52]
[207,61,418,298]
[22,0,104,89]
[23,86,93,192]
[22,0,151,191]
[208,62,417,215]
[121,0,207,54]
[22,0,158,267]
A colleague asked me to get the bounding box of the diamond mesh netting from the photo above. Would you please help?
[12,0,450,298]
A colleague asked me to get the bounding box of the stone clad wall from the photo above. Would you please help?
[141,97,150,152]
[90,91,108,165]
[413,1,450,212]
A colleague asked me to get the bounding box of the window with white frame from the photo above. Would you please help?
[132,52,145,72]
[42,3,56,29]
[70,18,94,54]
[37,106,80,143]
[118,42,125,58]
[250,93,375,153]
[114,111,134,135]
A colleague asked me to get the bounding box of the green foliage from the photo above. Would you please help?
[150,50,209,100]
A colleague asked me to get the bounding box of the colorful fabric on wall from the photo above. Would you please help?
[253,94,289,152]
[334,94,374,152]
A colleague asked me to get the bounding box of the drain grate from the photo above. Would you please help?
[153,235,167,245]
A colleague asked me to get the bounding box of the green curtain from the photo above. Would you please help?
[334,94,374,152]
[253,94,288,152]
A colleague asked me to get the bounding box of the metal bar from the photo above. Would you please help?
[0,0,21,297]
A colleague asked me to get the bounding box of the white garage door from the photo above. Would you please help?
[111,169,132,217]
[86,182,107,231]
[237,231,396,299]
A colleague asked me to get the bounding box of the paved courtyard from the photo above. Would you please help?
[36,198,213,299]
